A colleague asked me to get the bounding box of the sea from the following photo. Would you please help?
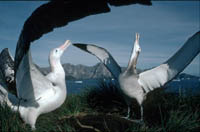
[66,79,100,94]
[66,78,118,94]
[66,74,200,97]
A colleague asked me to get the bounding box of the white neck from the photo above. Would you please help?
[50,58,61,72]
[127,41,140,74]
[127,49,140,74]
[49,58,65,83]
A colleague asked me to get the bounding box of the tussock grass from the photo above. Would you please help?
[0,104,29,132]
[86,81,200,131]
[0,94,88,131]
[85,80,127,115]
[0,81,200,131]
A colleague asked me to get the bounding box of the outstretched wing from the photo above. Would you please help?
[16,50,54,106]
[14,0,152,74]
[73,43,121,80]
[138,31,200,93]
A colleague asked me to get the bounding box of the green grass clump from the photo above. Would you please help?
[162,110,199,131]
[0,80,200,131]
[0,94,89,131]
[0,104,30,132]
[86,81,200,131]
[85,80,127,115]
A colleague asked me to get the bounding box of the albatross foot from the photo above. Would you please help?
[31,125,36,131]
[121,114,130,120]
[128,119,144,124]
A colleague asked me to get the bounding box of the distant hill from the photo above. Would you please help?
[40,63,200,81]
[40,63,112,80]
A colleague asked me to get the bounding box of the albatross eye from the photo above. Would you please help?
[55,49,58,53]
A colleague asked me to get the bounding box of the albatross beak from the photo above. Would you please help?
[59,40,71,51]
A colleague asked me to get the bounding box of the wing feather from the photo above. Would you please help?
[16,50,53,106]
[73,43,121,80]
[138,31,200,93]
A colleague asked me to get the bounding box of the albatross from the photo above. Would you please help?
[0,40,71,130]
[73,31,200,122]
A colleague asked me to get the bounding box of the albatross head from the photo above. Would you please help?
[49,40,71,71]
[49,40,71,61]
[134,33,141,53]
[129,33,141,64]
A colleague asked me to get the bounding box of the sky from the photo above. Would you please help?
[0,1,199,76]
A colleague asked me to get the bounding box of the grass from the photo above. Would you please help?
[85,80,127,115]
[0,94,88,132]
[0,81,200,131]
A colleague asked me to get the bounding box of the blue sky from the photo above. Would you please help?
[0,1,199,76]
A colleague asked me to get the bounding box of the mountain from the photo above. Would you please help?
[40,63,112,80]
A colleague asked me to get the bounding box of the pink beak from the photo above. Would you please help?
[59,40,71,51]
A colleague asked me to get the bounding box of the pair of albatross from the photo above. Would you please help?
[0,40,71,130]
[0,1,153,129]
[73,31,200,122]
[0,31,199,130]
[0,31,199,129]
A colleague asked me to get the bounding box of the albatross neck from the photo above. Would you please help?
[50,58,65,75]
[132,51,140,73]
[127,46,140,74]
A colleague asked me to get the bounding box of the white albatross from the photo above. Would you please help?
[0,40,71,130]
[73,31,200,122]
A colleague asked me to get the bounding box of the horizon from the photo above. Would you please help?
[0,1,199,76]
